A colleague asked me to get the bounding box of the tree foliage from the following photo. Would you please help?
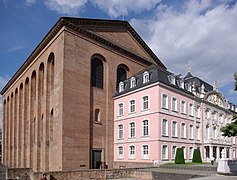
[220,73,237,137]
[192,149,202,163]
[221,115,237,137]
[175,148,185,164]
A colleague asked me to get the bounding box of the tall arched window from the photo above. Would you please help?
[91,58,103,88]
[94,109,101,122]
[116,64,128,88]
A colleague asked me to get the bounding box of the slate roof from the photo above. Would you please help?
[114,65,237,113]
[114,65,194,97]
[184,72,213,92]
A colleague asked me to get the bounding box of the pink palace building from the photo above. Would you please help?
[113,65,237,168]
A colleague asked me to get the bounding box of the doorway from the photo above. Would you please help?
[92,150,102,169]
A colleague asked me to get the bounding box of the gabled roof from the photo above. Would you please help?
[1,17,166,95]
[62,17,165,67]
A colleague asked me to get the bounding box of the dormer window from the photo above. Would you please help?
[179,79,184,89]
[143,71,149,83]
[200,84,205,94]
[227,103,230,109]
[130,77,136,88]
[168,74,175,85]
[119,81,124,92]
[185,83,191,92]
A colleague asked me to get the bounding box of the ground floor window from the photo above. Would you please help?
[162,145,168,159]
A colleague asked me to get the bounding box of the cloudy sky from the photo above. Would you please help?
[0,0,237,126]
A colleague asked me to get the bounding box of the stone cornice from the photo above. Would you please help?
[63,17,166,68]
[63,20,155,66]
[1,17,165,95]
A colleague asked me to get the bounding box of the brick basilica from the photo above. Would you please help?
[0,17,166,172]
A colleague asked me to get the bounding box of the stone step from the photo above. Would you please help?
[159,165,217,172]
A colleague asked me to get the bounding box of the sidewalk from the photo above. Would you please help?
[192,174,237,180]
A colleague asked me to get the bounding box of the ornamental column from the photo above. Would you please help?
[210,146,213,159]
[216,146,220,160]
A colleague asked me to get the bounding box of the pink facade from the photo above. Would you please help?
[113,69,237,167]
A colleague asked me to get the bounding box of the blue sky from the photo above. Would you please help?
[0,0,237,124]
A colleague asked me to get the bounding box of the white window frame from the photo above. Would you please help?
[142,95,149,110]
[205,125,209,140]
[129,145,135,159]
[119,81,124,92]
[196,126,200,140]
[180,79,184,89]
[162,145,168,159]
[129,99,136,113]
[189,125,193,139]
[181,100,186,114]
[182,146,186,159]
[196,106,200,118]
[129,122,136,138]
[118,124,123,139]
[162,119,168,136]
[172,145,177,159]
[171,97,177,112]
[142,144,149,159]
[162,94,168,109]
[189,147,193,160]
[189,103,194,116]
[143,71,149,83]
[186,83,191,92]
[118,103,124,116]
[172,121,178,137]
[206,109,210,118]
[220,114,223,123]
[130,77,136,88]
[118,146,124,159]
[142,119,149,136]
[181,123,186,138]
[168,74,175,85]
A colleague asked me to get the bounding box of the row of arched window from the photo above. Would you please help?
[2,52,55,170]
[90,56,129,89]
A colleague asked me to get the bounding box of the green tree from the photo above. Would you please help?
[192,149,202,163]
[221,115,237,137]
[220,73,237,137]
[175,148,185,164]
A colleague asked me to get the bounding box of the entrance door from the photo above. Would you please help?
[213,146,217,159]
[92,150,102,169]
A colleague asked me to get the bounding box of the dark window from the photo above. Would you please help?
[117,66,127,88]
[95,109,101,122]
[91,58,103,88]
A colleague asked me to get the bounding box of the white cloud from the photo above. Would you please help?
[43,0,88,15]
[0,76,10,129]
[130,0,237,89]
[42,0,160,17]
[6,46,24,53]
[0,76,9,91]
[91,0,161,18]
[24,0,37,6]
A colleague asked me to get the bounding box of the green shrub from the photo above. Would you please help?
[175,148,185,164]
[192,149,202,163]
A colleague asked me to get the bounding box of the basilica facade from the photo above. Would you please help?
[0,17,166,172]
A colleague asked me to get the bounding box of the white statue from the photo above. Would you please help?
[221,148,226,159]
